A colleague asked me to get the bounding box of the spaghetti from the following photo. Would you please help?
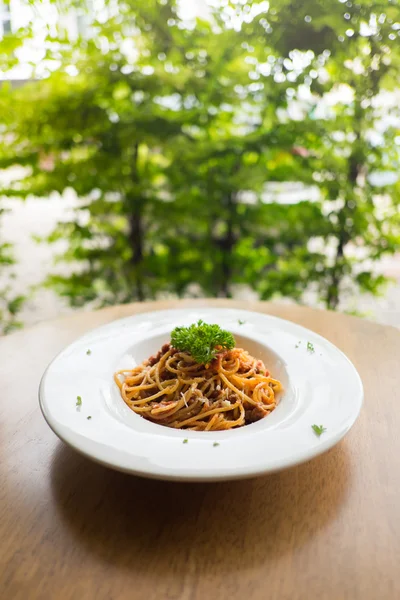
[114,342,283,431]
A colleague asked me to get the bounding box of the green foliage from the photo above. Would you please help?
[0,207,25,334]
[293,0,400,308]
[0,0,399,323]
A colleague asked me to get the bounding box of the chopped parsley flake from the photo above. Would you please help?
[312,424,326,437]
[213,442,220,447]
[183,438,188,444]
[238,319,246,325]
[76,395,82,407]
[87,416,92,420]
[307,341,315,353]
[86,349,91,355]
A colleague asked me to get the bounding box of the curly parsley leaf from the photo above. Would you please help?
[312,424,326,437]
[171,320,235,364]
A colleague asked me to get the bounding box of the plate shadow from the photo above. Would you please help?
[50,441,353,576]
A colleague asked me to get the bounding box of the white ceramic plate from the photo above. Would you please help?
[39,308,363,481]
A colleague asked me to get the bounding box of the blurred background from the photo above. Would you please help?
[0,0,399,334]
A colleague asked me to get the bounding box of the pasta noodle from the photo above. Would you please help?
[114,343,283,430]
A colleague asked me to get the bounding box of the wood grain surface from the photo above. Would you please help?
[1,299,400,600]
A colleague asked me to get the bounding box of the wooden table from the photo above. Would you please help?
[1,299,400,600]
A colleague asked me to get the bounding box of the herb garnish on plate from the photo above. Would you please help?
[312,424,326,437]
[171,320,235,364]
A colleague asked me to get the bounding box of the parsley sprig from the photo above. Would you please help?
[171,320,235,364]
[312,424,326,437]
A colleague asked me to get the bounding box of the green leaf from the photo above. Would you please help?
[312,424,326,437]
